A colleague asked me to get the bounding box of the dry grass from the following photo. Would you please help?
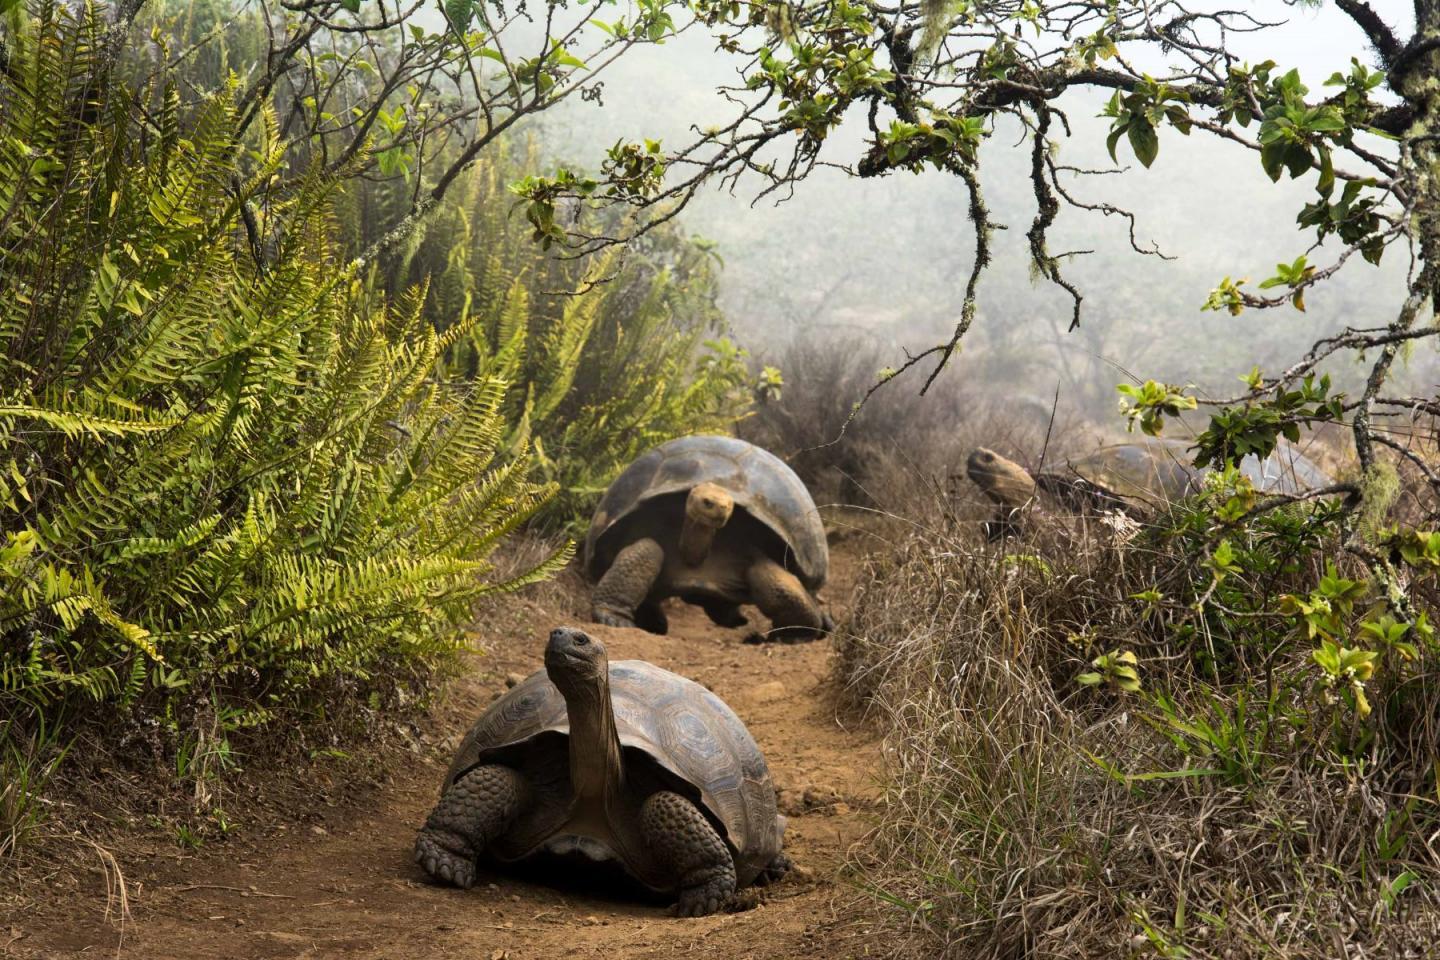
[741,337,1098,513]
[836,485,1440,959]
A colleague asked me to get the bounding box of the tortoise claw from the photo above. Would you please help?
[414,830,476,889]
[591,607,636,629]
[670,890,726,918]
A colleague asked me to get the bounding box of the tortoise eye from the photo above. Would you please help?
[574,634,589,646]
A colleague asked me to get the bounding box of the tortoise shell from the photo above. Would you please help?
[582,435,827,590]
[442,660,782,887]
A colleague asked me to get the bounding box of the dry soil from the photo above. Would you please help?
[3,548,886,960]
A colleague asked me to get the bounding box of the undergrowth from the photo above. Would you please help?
[839,467,1440,957]
[740,335,1093,511]
[346,141,764,528]
[0,3,562,854]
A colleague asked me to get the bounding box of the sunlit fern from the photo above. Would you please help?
[0,4,563,738]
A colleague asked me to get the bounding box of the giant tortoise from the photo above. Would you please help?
[583,435,831,641]
[414,627,790,916]
[966,437,1332,536]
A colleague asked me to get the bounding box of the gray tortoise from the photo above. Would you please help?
[966,437,1332,536]
[584,435,831,641]
[414,627,789,916]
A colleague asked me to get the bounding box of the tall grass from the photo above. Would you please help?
[740,336,1097,511]
[0,716,69,861]
[838,474,1440,957]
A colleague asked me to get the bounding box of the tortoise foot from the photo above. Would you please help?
[756,851,793,886]
[591,606,637,629]
[635,602,669,635]
[702,600,748,628]
[671,880,732,918]
[414,829,477,889]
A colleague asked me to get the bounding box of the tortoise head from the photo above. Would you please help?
[685,481,734,529]
[965,447,1037,508]
[544,626,609,695]
[544,627,623,801]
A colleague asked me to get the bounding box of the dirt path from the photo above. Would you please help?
[6,549,881,960]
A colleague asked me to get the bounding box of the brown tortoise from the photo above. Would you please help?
[966,437,1332,537]
[583,435,831,641]
[414,627,790,916]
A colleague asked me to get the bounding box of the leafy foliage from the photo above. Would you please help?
[346,142,761,526]
[0,3,560,804]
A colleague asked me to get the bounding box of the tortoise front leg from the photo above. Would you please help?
[414,764,527,889]
[591,538,664,630]
[640,790,736,917]
[745,556,829,643]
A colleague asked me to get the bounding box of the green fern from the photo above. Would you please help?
[0,3,559,779]
[350,141,761,528]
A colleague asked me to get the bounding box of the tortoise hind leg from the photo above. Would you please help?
[634,600,669,635]
[414,764,527,889]
[746,556,829,643]
[701,599,747,628]
[640,790,736,917]
[592,538,664,630]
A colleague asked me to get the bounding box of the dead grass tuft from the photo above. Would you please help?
[836,485,1440,959]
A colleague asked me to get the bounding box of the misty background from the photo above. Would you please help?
[506,0,1431,445]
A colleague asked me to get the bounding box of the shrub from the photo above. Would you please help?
[740,336,1095,511]
[839,466,1440,957]
[345,141,761,528]
[0,3,559,837]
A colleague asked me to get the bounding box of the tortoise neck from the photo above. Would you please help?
[678,517,718,566]
[562,672,624,807]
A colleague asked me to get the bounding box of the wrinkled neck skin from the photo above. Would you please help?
[560,672,625,808]
[678,516,719,566]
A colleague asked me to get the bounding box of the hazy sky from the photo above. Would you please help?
[526,0,1430,423]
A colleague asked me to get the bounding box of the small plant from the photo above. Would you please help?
[173,825,203,850]
[0,716,70,861]
[1078,650,1142,693]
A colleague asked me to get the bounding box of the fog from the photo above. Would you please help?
[526,0,1433,429]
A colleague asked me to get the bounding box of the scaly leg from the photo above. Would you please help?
[746,556,828,643]
[591,538,664,630]
[640,790,736,917]
[414,764,526,889]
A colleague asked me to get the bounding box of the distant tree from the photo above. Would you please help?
[507,0,1439,608]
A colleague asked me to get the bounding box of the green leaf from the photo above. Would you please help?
[445,0,473,30]
[1105,126,1124,163]
[1127,121,1159,168]
[1260,141,1286,181]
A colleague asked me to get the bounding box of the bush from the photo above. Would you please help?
[0,4,559,839]
[839,467,1440,957]
[740,336,1095,511]
[344,141,761,528]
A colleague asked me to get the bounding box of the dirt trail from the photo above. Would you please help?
[7,548,881,960]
